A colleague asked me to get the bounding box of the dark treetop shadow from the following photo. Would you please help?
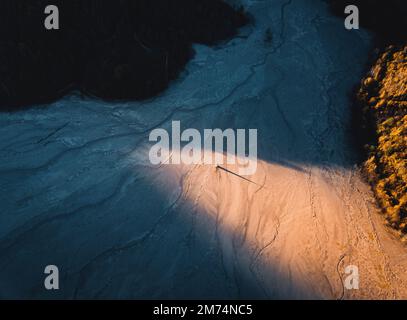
[0,0,247,110]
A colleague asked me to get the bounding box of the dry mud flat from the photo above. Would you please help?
[0,0,407,299]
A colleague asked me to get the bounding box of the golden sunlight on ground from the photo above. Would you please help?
[129,147,407,299]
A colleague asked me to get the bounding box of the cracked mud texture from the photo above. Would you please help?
[1,0,407,299]
[0,0,247,109]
